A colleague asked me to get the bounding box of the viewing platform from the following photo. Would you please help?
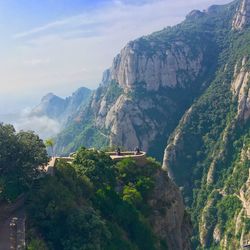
[106,151,147,166]
[44,151,147,174]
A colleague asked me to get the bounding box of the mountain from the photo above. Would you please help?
[162,0,250,248]
[55,1,234,157]
[31,87,91,125]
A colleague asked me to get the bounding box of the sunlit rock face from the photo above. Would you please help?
[232,0,250,30]
[110,40,203,92]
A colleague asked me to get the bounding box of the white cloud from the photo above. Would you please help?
[14,111,61,140]
[0,108,61,139]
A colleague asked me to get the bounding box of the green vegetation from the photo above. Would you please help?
[105,81,123,104]
[216,195,242,233]
[165,10,250,248]
[0,123,48,201]
[54,82,123,156]
[26,148,166,250]
[45,138,55,156]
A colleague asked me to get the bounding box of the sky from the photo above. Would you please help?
[0,0,233,114]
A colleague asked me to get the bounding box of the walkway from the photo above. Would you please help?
[0,208,26,250]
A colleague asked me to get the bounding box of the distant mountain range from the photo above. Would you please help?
[0,87,91,139]
[31,86,91,125]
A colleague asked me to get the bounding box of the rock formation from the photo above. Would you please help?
[149,170,192,250]
[232,0,250,30]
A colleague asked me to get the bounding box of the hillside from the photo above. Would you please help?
[163,0,250,248]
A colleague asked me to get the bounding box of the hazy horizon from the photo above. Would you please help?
[0,0,233,114]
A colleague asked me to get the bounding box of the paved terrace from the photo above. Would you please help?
[106,151,147,166]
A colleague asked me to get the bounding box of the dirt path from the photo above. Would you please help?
[0,208,26,250]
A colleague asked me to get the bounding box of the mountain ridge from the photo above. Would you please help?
[31,86,92,125]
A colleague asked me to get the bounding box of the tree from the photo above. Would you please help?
[0,123,48,201]
[27,166,110,250]
[122,185,142,206]
[73,148,116,189]
[45,138,55,157]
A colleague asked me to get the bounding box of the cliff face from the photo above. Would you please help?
[111,40,203,91]
[232,0,250,30]
[231,57,250,121]
[96,38,204,152]
[149,170,191,250]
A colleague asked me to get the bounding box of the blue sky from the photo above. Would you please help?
[0,0,233,114]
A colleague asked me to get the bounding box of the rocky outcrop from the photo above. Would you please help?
[93,93,161,151]
[111,40,203,92]
[232,0,250,30]
[231,57,250,121]
[240,170,250,217]
[149,170,191,250]
[89,36,205,153]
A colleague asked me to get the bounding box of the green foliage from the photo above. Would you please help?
[27,148,164,249]
[165,6,250,247]
[244,218,250,232]
[27,238,48,250]
[55,121,109,156]
[73,147,116,189]
[0,123,48,201]
[105,81,123,104]
[93,187,156,250]
[27,167,110,250]
[116,158,157,202]
[216,196,242,233]
[122,184,143,206]
[45,138,55,156]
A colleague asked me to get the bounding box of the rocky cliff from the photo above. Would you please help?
[110,40,203,91]
[232,0,250,30]
[149,169,192,250]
